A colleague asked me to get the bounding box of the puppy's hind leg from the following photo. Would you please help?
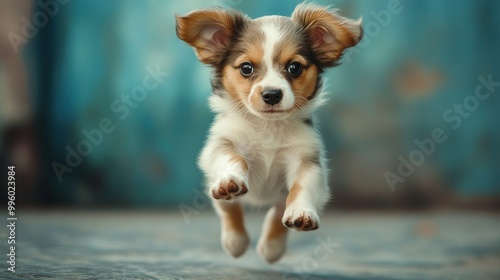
[257,202,288,263]
[213,201,250,258]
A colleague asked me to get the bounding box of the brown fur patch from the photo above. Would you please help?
[221,65,258,108]
[292,3,363,67]
[220,22,264,101]
[219,202,246,234]
[221,24,266,107]
[274,38,304,66]
[217,139,248,171]
[271,30,320,107]
[286,154,322,206]
[265,207,288,240]
[292,64,319,107]
[286,182,302,207]
[221,34,265,105]
[267,222,288,239]
[248,84,264,110]
[233,48,264,67]
[230,153,248,172]
[176,9,247,64]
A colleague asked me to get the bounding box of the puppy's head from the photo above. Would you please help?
[176,4,362,120]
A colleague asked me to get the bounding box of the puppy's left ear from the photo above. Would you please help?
[292,4,363,67]
[176,9,247,65]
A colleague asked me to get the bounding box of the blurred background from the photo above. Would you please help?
[1,0,499,210]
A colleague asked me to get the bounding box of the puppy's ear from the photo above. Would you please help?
[292,4,363,67]
[176,9,247,65]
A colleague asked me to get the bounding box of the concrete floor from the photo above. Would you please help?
[1,210,499,280]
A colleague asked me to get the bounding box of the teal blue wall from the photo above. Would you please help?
[30,0,500,206]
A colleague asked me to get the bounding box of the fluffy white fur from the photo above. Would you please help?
[177,3,362,263]
[201,90,330,205]
[199,88,330,261]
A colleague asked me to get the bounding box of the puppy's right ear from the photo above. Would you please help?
[292,3,363,67]
[176,9,247,65]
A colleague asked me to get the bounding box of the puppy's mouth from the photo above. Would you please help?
[259,107,293,114]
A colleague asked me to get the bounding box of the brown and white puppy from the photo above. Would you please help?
[176,3,362,263]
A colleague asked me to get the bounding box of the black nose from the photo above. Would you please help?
[262,89,283,105]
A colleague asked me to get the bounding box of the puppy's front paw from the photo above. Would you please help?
[282,207,319,231]
[210,175,248,200]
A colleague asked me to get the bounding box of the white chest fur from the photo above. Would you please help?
[199,95,323,206]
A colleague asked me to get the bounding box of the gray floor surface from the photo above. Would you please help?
[1,210,499,280]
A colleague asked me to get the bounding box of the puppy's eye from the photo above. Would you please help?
[287,62,303,77]
[239,62,254,77]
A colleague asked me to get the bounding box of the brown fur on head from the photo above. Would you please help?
[176,4,362,119]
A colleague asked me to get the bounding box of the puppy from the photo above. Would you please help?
[176,3,362,263]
